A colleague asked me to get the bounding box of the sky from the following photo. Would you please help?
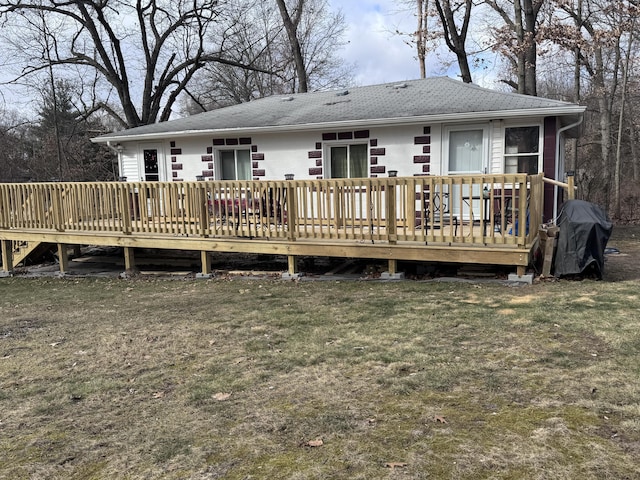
[331,0,502,89]
[0,0,497,119]
[330,0,424,86]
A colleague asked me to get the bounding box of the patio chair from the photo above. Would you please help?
[419,189,458,236]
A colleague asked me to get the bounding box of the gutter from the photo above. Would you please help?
[553,115,584,220]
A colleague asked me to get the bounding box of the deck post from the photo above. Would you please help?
[287,255,298,275]
[52,186,65,232]
[386,181,397,244]
[198,185,209,237]
[1,240,13,276]
[119,185,132,235]
[286,182,297,241]
[567,171,575,200]
[388,259,397,275]
[123,247,136,272]
[197,250,212,279]
[57,243,69,274]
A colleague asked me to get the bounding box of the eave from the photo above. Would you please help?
[92,105,586,144]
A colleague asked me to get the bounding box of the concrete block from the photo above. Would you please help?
[380,271,405,280]
[0,271,12,278]
[508,273,534,285]
[196,273,213,280]
[282,272,304,280]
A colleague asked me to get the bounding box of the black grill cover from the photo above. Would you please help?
[554,200,613,278]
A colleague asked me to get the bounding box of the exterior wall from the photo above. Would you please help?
[116,117,559,183]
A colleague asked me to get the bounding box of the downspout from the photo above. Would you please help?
[554,116,584,221]
[106,141,124,181]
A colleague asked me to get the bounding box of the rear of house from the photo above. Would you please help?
[95,77,584,222]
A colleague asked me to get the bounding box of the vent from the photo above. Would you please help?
[335,90,349,96]
[393,83,408,89]
[281,96,294,102]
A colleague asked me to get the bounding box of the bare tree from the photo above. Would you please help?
[416,0,430,78]
[275,0,309,93]
[394,0,476,81]
[485,0,546,95]
[540,0,640,217]
[182,0,352,112]
[433,0,474,83]
[0,0,268,128]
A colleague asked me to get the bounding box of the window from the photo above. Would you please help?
[329,144,368,178]
[448,129,485,173]
[504,126,540,174]
[219,149,250,180]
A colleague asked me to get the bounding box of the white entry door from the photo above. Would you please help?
[446,127,487,219]
[138,144,165,182]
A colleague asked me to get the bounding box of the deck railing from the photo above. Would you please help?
[0,174,544,247]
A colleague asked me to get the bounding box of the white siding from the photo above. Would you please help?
[121,152,139,181]
[489,120,504,174]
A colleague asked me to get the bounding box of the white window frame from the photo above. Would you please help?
[215,148,251,180]
[325,142,369,179]
[502,122,543,174]
[443,124,490,175]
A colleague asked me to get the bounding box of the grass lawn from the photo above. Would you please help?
[1,230,639,479]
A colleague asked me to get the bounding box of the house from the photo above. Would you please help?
[94,77,584,222]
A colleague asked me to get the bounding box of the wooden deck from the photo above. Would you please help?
[1,174,547,277]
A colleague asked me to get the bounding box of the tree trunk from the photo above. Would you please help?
[416,0,428,79]
[434,0,473,83]
[275,0,309,93]
[522,0,537,96]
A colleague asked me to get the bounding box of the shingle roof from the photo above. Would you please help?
[95,77,584,141]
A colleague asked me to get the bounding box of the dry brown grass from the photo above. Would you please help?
[1,227,639,479]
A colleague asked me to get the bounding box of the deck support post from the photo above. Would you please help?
[282,254,301,280]
[288,255,298,275]
[57,243,69,274]
[516,265,526,277]
[197,250,212,279]
[388,259,397,275]
[1,240,13,276]
[123,247,136,272]
[381,258,404,280]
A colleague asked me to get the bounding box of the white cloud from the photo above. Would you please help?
[331,0,503,88]
[332,0,421,86]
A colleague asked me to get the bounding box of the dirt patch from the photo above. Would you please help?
[602,225,640,281]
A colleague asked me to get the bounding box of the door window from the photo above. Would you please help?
[448,129,484,173]
[143,149,159,181]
